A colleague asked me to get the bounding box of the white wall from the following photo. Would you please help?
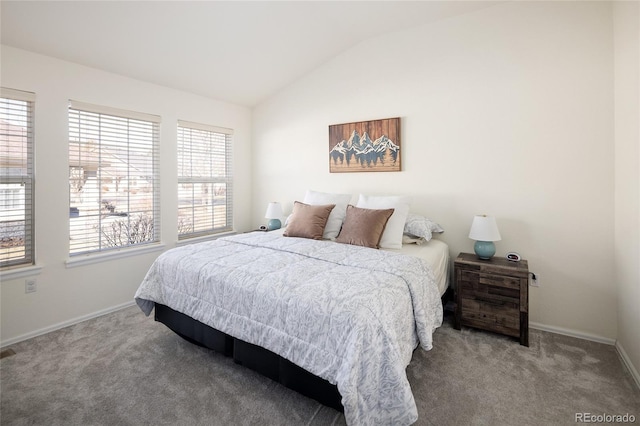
[614,1,640,384]
[0,46,252,345]
[253,2,617,340]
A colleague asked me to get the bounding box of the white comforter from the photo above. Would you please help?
[135,232,443,425]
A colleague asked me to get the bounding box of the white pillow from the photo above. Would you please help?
[356,194,411,249]
[303,190,352,240]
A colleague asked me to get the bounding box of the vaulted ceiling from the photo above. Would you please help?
[1,1,500,107]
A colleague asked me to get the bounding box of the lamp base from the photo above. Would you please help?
[474,241,496,260]
[267,219,281,231]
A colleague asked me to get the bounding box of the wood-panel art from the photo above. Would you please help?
[328,117,400,173]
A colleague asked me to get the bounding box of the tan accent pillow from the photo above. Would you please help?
[283,201,336,240]
[335,205,395,249]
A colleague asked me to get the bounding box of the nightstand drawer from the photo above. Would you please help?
[461,270,520,290]
[459,274,520,303]
[460,298,520,337]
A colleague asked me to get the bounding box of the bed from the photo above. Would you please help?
[135,197,447,425]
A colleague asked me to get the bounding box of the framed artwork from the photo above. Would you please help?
[328,117,400,173]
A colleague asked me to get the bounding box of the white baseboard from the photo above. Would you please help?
[0,300,136,348]
[615,340,640,391]
[529,321,616,345]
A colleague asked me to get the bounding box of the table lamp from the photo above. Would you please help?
[265,202,283,231]
[468,215,501,260]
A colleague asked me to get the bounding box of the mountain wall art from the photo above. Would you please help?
[328,117,401,173]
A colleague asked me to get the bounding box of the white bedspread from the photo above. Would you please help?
[135,232,443,425]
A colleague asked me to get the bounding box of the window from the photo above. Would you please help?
[177,121,233,239]
[69,101,160,255]
[0,88,35,269]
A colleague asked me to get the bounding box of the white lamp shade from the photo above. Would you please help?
[264,202,283,219]
[468,215,501,242]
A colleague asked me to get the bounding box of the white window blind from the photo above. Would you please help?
[69,101,160,256]
[0,88,35,269]
[177,120,233,239]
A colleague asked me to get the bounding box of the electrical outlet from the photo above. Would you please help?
[25,278,37,293]
[529,273,539,287]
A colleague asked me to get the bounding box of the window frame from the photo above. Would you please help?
[68,100,161,257]
[177,120,233,240]
[0,87,35,270]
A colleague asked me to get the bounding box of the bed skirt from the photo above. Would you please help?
[154,303,344,411]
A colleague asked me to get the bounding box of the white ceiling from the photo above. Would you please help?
[1,1,500,107]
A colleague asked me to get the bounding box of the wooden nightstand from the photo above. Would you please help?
[454,252,529,346]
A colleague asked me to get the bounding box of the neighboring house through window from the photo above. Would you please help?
[177,121,233,239]
[0,88,35,269]
[68,101,160,255]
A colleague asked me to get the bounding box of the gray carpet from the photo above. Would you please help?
[1,306,638,426]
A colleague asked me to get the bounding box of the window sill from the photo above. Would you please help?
[65,243,166,268]
[0,264,43,281]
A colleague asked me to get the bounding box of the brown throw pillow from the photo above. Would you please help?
[335,205,395,249]
[283,201,336,240]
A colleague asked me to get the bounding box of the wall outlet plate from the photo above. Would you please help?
[25,278,37,293]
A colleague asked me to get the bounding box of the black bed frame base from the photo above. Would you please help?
[154,304,344,411]
[154,289,452,413]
